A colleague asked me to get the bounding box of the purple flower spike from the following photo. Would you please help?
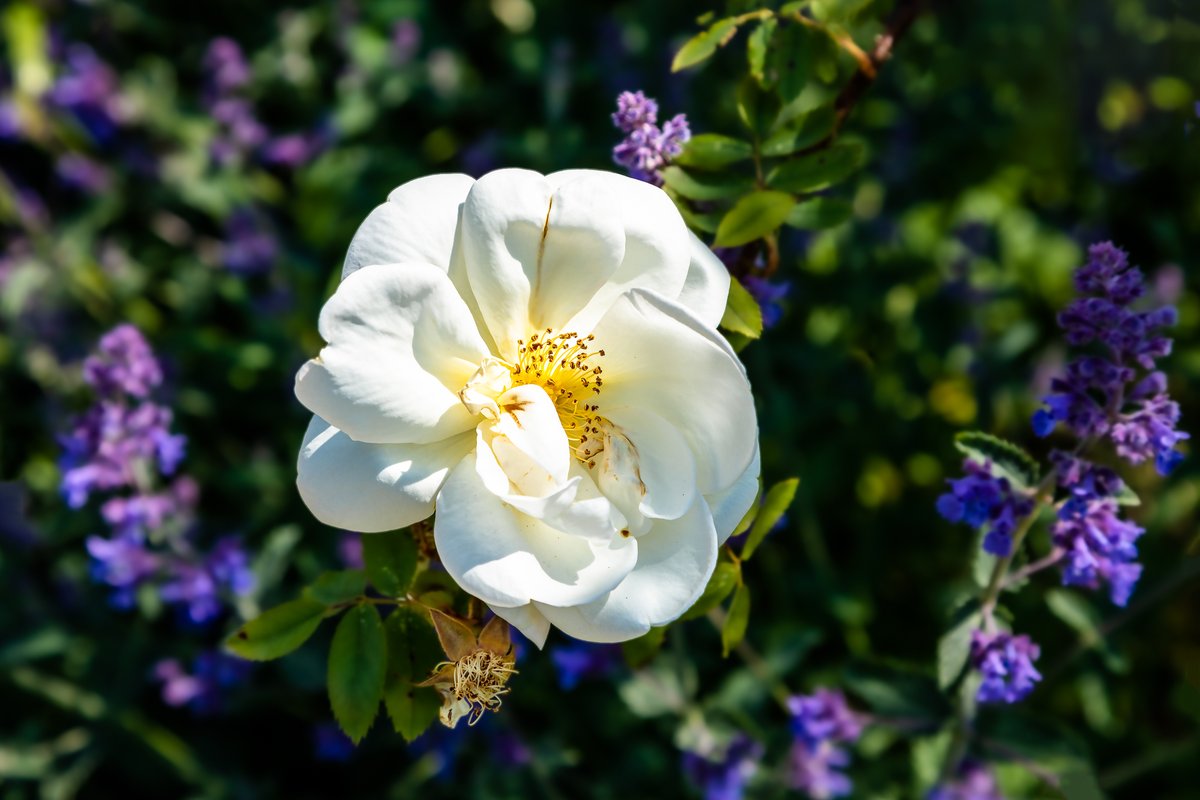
[783,689,863,799]
[928,760,1004,800]
[936,460,1034,557]
[681,733,763,800]
[971,630,1041,704]
[611,91,690,185]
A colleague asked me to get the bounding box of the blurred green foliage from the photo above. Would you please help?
[1,0,1199,797]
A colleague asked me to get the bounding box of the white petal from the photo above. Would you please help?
[460,169,625,355]
[294,264,490,444]
[296,416,472,533]
[487,384,571,493]
[676,232,732,329]
[488,603,551,649]
[342,174,475,279]
[600,409,697,524]
[435,455,638,608]
[590,289,757,493]
[707,442,761,544]
[547,170,692,333]
[535,498,719,643]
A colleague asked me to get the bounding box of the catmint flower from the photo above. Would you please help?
[785,689,863,799]
[46,45,123,145]
[155,651,251,714]
[970,630,1041,704]
[1052,496,1144,606]
[204,38,252,96]
[222,209,278,274]
[681,733,763,800]
[549,642,622,690]
[55,153,112,194]
[928,760,1004,800]
[742,275,791,329]
[611,91,690,185]
[1033,242,1187,473]
[83,323,163,398]
[936,460,1034,556]
[87,533,160,608]
[160,537,255,625]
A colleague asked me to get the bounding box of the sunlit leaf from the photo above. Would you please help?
[954,431,1041,490]
[673,134,755,170]
[742,478,799,560]
[661,166,755,201]
[226,598,328,661]
[672,18,740,72]
[766,142,867,193]
[713,190,797,248]
[720,276,764,339]
[721,585,751,657]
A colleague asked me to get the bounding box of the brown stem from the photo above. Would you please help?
[797,0,926,155]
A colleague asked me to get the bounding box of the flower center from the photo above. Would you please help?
[510,329,608,467]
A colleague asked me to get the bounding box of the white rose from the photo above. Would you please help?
[294,168,760,646]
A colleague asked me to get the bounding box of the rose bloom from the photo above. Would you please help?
[295,169,759,645]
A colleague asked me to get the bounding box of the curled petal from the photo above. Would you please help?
[342,173,475,279]
[296,416,472,532]
[435,455,638,609]
[592,289,756,493]
[676,231,732,329]
[295,264,490,444]
[535,497,719,642]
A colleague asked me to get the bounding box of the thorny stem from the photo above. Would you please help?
[796,0,926,155]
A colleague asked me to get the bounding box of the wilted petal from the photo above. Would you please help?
[297,416,472,532]
[590,289,756,493]
[295,264,490,444]
[342,173,475,278]
[435,455,638,608]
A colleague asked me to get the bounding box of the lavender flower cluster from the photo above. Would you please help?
[681,734,764,800]
[928,761,1004,800]
[611,90,690,186]
[936,460,1034,557]
[60,325,254,624]
[786,689,864,799]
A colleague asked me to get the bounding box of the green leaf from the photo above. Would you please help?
[1113,482,1141,506]
[742,478,799,560]
[911,727,955,794]
[937,601,981,690]
[721,585,751,657]
[306,570,366,605]
[843,662,953,721]
[720,276,764,339]
[382,607,442,742]
[785,197,853,229]
[1054,758,1105,800]
[1045,589,1127,675]
[746,18,777,86]
[953,431,1041,490]
[328,605,387,744]
[769,21,818,104]
[766,142,867,193]
[713,190,797,248]
[674,200,722,234]
[731,480,763,538]
[362,532,419,597]
[673,134,755,170]
[622,625,667,668]
[661,166,754,201]
[671,18,739,72]
[225,598,328,661]
[681,560,741,620]
[762,107,836,156]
